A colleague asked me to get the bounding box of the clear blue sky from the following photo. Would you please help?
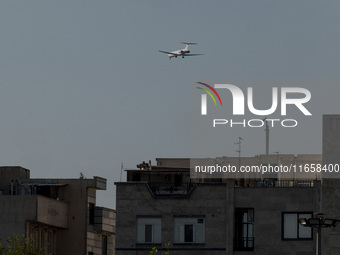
[0,1,339,208]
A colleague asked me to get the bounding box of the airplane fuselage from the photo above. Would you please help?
[159,42,202,60]
[168,49,190,59]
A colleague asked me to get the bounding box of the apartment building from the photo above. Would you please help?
[115,115,340,255]
[0,168,115,255]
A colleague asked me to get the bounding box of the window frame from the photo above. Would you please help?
[136,216,162,245]
[173,215,205,244]
[234,208,254,251]
[102,235,108,255]
[282,212,313,241]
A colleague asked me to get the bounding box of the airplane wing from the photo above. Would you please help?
[159,50,174,54]
[185,54,204,56]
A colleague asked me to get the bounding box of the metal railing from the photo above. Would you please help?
[234,237,254,251]
[148,182,196,196]
[235,180,315,188]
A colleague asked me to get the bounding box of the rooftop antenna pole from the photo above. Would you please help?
[273,151,280,180]
[120,162,123,182]
[264,118,269,155]
[235,137,243,169]
[235,137,243,185]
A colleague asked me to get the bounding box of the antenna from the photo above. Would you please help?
[120,162,123,182]
[235,137,243,156]
[235,137,243,185]
[273,151,280,164]
[264,118,269,155]
[235,137,243,169]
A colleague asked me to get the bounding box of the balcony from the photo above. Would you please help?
[0,195,68,230]
[36,195,68,228]
[147,182,196,197]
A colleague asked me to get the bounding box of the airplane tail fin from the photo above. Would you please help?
[181,42,198,51]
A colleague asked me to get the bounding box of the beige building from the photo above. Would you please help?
[115,115,340,255]
[0,168,115,255]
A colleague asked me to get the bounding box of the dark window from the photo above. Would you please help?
[282,212,313,240]
[234,208,254,251]
[145,225,153,243]
[137,217,161,244]
[131,173,141,181]
[174,216,205,243]
[89,203,95,225]
[174,175,183,187]
[37,186,51,198]
[88,253,94,255]
[184,225,194,242]
[102,235,108,255]
[47,230,54,254]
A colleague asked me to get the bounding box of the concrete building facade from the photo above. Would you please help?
[0,168,115,255]
[322,115,340,255]
[115,115,340,255]
[116,164,320,255]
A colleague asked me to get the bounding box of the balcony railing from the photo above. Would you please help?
[234,237,254,251]
[147,182,196,197]
[235,179,315,188]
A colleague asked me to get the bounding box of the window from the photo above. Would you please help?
[102,235,108,255]
[47,230,55,255]
[89,203,95,225]
[137,217,161,244]
[174,216,205,244]
[27,223,56,255]
[234,208,254,251]
[174,175,183,187]
[39,229,45,250]
[282,212,313,240]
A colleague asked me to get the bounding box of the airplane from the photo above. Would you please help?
[159,42,204,59]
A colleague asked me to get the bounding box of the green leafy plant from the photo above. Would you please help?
[0,235,44,255]
[149,242,171,255]
[163,242,171,255]
[149,247,157,255]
